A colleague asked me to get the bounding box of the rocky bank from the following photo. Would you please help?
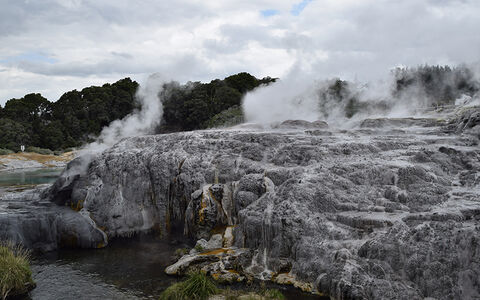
[0,152,74,171]
[3,106,480,299]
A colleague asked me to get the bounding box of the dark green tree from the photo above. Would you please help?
[0,119,30,151]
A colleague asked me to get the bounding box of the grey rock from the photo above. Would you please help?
[0,185,107,252]
[361,117,447,128]
[207,234,223,250]
[276,119,328,129]
[41,109,480,299]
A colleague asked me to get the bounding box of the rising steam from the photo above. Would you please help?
[243,65,480,127]
[83,73,166,154]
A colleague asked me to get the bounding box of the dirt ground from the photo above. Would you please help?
[0,152,75,170]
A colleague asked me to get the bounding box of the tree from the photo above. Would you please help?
[2,93,52,123]
[159,72,276,132]
[0,119,30,151]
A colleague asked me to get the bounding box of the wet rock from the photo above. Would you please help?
[166,247,248,277]
[0,186,107,251]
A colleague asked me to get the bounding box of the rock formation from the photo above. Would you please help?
[0,185,106,252]
[4,106,480,299]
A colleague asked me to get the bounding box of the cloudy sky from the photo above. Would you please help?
[1,0,479,105]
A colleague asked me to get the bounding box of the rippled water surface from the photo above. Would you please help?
[31,235,189,299]
[30,235,325,300]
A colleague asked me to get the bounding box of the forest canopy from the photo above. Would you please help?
[159,72,276,132]
[1,66,477,153]
[0,78,138,152]
[0,73,275,152]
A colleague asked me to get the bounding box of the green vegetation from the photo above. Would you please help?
[222,287,285,300]
[0,73,274,152]
[159,272,286,300]
[261,289,285,300]
[0,242,34,300]
[181,272,219,299]
[0,78,139,152]
[0,149,13,155]
[316,65,480,119]
[194,244,204,252]
[25,146,54,155]
[160,73,275,132]
[173,248,190,259]
[392,65,479,106]
[204,105,244,129]
[159,272,218,300]
[159,282,186,300]
[2,65,474,152]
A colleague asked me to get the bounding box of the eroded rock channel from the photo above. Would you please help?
[3,107,480,299]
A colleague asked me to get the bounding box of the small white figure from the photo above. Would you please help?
[20,145,25,152]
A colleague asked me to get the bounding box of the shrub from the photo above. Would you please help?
[194,244,204,253]
[159,282,186,300]
[173,248,189,259]
[159,272,218,300]
[181,272,218,300]
[203,105,244,129]
[0,242,34,300]
[25,146,53,155]
[262,288,285,300]
[0,149,13,155]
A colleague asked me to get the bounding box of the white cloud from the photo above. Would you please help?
[1,0,479,105]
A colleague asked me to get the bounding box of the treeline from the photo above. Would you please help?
[0,78,138,152]
[0,72,275,152]
[1,66,476,153]
[315,64,480,119]
[159,72,276,132]
[392,65,479,106]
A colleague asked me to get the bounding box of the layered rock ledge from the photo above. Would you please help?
[5,107,480,299]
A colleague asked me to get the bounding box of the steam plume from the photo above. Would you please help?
[243,65,480,128]
[83,73,165,154]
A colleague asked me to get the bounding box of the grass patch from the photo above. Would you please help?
[0,242,34,300]
[25,146,53,155]
[194,244,204,253]
[181,272,219,299]
[160,271,218,300]
[160,272,286,300]
[0,149,14,155]
[262,288,285,300]
[173,248,190,260]
[159,282,186,300]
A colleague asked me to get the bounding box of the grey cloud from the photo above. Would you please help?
[111,52,133,59]
[6,52,212,84]
[203,23,313,55]
[1,0,480,103]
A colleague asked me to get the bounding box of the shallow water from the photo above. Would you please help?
[31,235,189,300]
[0,168,62,186]
[0,170,326,300]
[30,235,325,300]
